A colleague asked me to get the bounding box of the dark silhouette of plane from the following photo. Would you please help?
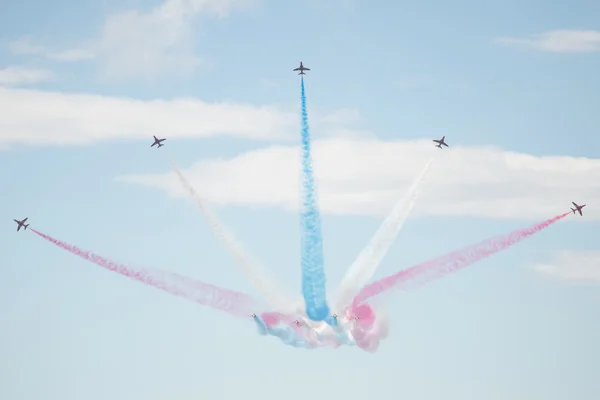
[293,61,310,75]
[14,217,29,232]
[151,136,166,148]
[571,202,586,216]
[433,136,449,149]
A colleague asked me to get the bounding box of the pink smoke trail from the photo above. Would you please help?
[353,212,570,306]
[30,229,375,349]
[31,229,258,318]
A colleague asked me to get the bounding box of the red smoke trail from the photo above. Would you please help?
[353,212,570,306]
[31,229,258,318]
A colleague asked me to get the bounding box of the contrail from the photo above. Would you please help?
[298,76,330,322]
[31,229,258,318]
[335,157,434,311]
[352,212,571,306]
[169,160,294,311]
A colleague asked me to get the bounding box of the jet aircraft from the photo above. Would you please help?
[293,61,310,75]
[151,136,166,148]
[14,217,29,232]
[571,202,586,216]
[433,136,449,149]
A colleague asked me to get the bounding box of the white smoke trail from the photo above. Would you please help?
[334,158,434,311]
[169,159,294,311]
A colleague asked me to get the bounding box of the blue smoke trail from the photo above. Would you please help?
[299,77,331,322]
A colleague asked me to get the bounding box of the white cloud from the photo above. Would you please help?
[89,0,253,78]
[0,86,295,146]
[532,251,600,284]
[0,67,53,86]
[9,36,95,61]
[494,30,600,53]
[116,138,600,220]
[9,0,253,78]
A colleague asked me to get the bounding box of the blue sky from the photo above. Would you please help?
[1,0,600,399]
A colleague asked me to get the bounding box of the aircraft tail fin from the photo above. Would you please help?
[571,208,576,214]
[24,224,29,230]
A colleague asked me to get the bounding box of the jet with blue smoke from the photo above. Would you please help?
[252,313,314,349]
[299,76,331,322]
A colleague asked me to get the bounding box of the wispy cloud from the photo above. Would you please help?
[0,86,294,146]
[0,67,53,86]
[8,0,255,79]
[9,36,95,61]
[0,85,365,147]
[117,139,600,220]
[50,49,96,62]
[494,30,600,53]
[531,251,600,284]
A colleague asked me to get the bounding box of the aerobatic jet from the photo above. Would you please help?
[151,136,166,148]
[13,217,29,232]
[571,202,586,216]
[293,61,310,75]
[433,136,449,149]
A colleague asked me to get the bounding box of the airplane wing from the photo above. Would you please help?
[23,218,27,222]
[304,67,310,70]
[293,67,300,71]
[442,142,449,147]
[572,202,578,207]
[13,219,19,223]
[433,139,441,144]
